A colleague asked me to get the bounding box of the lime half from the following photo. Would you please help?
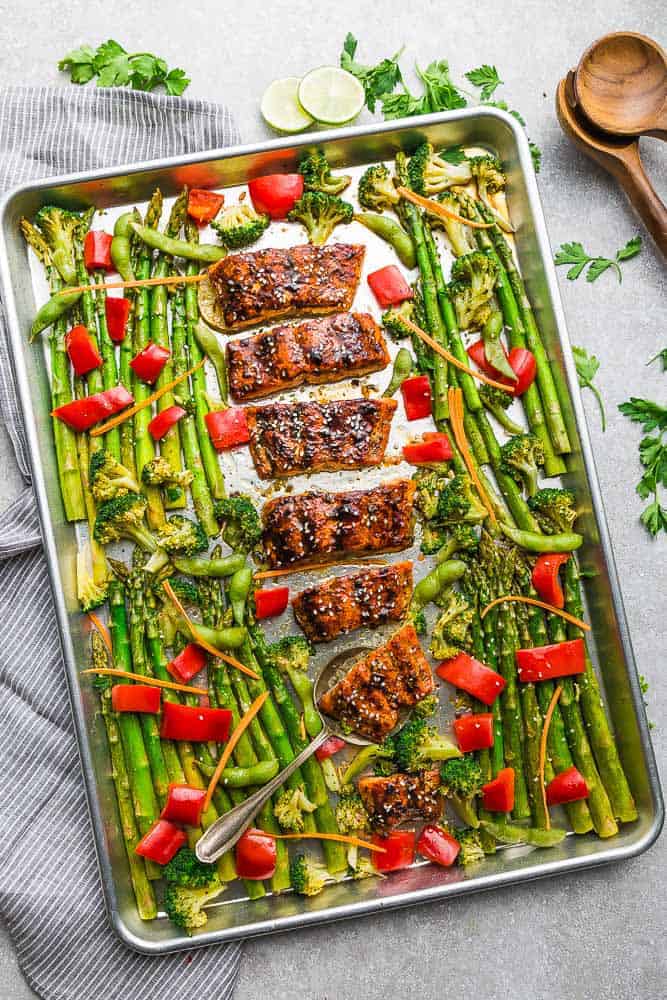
[261,77,314,133]
[298,66,365,126]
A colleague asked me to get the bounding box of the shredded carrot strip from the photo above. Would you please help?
[57,272,206,297]
[90,359,205,436]
[88,613,112,654]
[81,667,206,697]
[253,558,389,580]
[162,581,259,680]
[203,691,269,811]
[480,595,590,631]
[448,387,496,523]
[539,683,563,831]
[265,831,386,853]
[403,318,514,393]
[396,187,494,229]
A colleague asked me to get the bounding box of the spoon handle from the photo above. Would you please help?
[195,728,330,864]
[616,143,667,256]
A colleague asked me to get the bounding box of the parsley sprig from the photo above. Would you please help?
[554,236,642,283]
[618,395,667,537]
[58,40,190,95]
[572,346,606,431]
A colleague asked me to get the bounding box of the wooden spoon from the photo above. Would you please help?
[574,32,667,140]
[556,74,667,256]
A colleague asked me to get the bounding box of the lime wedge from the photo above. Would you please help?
[297,66,365,126]
[261,77,314,133]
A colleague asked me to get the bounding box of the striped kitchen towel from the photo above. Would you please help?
[0,86,243,1000]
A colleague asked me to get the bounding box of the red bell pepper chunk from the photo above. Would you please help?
[531,553,570,609]
[467,341,536,396]
[130,341,170,385]
[160,783,207,827]
[453,712,494,753]
[105,296,131,343]
[160,701,232,743]
[417,824,460,867]
[437,652,506,706]
[515,638,585,683]
[367,265,414,309]
[482,767,515,812]
[111,684,161,714]
[166,643,208,683]
[315,735,347,761]
[148,405,186,442]
[248,173,304,220]
[65,324,102,376]
[187,188,225,225]
[254,586,289,620]
[402,433,453,466]
[135,819,187,865]
[546,766,590,806]
[235,828,277,880]
[371,830,416,872]
[205,407,250,450]
[84,230,114,271]
[52,385,133,431]
[400,375,432,421]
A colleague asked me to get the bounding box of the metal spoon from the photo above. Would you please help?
[195,646,378,864]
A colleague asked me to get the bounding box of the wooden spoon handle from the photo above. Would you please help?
[616,143,667,256]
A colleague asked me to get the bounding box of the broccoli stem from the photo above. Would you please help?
[98,676,157,919]
[107,580,161,878]
[563,559,637,823]
[93,270,122,463]
[184,223,226,500]
[149,191,187,510]
[169,273,220,537]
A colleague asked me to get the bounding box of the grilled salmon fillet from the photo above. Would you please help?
[206,243,365,331]
[227,313,389,402]
[262,479,416,569]
[246,397,396,480]
[293,562,413,643]
[317,623,434,741]
[358,771,442,832]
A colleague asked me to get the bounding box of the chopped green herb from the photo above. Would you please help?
[339,33,404,112]
[58,39,190,95]
[647,348,667,372]
[572,346,606,431]
[465,64,503,101]
[618,397,667,537]
[554,236,642,283]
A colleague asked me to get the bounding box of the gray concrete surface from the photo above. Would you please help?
[0,1,664,997]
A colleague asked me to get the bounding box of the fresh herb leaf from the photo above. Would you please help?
[440,145,466,165]
[616,235,642,262]
[339,34,404,112]
[572,345,606,431]
[465,64,503,101]
[416,61,467,112]
[586,257,617,283]
[640,497,667,536]
[380,91,428,120]
[647,348,667,371]
[619,397,667,536]
[58,39,190,95]
[554,236,642,283]
[528,141,542,173]
[618,398,667,434]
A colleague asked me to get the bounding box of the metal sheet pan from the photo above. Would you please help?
[0,107,662,954]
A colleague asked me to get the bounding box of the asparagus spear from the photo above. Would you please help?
[512,598,551,828]
[470,559,504,778]
[93,634,157,919]
[93,270,122,462]
[117,303,137,479]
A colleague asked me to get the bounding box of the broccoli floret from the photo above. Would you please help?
[430,590,474,660]
[413,693,440,719]
[438,525,480,563]
[357,164,400,212]
[436,474,487,525]
[456,827,485,867]
[335,786,370,835]
[468,155,512,233]
[34,205,82,284]
[381,300,416,341]
[435,191,478,258]
[93,493,157,550]
[287,191,353,245]
[141,456,193,491]
[89,450,140,503]
[342,738,396,785]
[392,717,461,773]
[478,384,524,436]
[413,466,452,521]
[164,848,216,888]
[157,515,207,556]
[273,784,317,832]
[214,495,262,553]
[268,636,319,737]
[420,522,447,555]
[164,878,226,935]
[76,542,107,612]
[373,757,398,776]
[290,853,338,897]
[407,143,472,196]
[299,151,351,196]
[212,202,270,249]
[440,756,484,828]
[528,488,579,534]
[166,576,201,607]
[411,609,427,635]
[448,252,499,331]
[499,433,545,497]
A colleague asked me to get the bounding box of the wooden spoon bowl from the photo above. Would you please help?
[574,32,667,139]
